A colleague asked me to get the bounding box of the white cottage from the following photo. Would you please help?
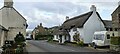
[0,0,28,41]
[53,29,69,44]
[59,5,112,44]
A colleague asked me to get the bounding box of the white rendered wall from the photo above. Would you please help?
[83,11,106,44]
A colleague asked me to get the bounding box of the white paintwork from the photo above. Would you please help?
[53,35,59,41]
[69,29,77,42]
[62,36,65,43]
[83,11,106,44]
[69,11,106,44]
[77,28,84,41]
[92,31,115,46]
[0,7,27,41]
[65,35,69,41]
[58,35,65,43]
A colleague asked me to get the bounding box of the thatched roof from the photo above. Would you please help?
[61,11,93,30]
[60,11,111,30]
[52,29,69,35]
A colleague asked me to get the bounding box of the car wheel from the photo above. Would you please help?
[93,42,97,49]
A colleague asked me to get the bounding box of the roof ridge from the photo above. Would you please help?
[64,11,93,23]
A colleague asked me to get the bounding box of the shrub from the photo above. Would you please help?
[77,41,84,46]
[47,37,53,42]
[73,33,80,43]
[111,36,120,45]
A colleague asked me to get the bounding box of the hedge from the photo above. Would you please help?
[110,36,120,45]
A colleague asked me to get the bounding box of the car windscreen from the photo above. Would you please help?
[94,34,104,40]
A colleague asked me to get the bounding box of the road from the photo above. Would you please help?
[26,40,109,53]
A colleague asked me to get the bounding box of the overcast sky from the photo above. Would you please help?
[0,0,120,31]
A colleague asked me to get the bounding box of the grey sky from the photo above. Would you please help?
[0,0,120,31]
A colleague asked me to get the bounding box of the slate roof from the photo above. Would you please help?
[111,5,120,15]
[103,20,112,28]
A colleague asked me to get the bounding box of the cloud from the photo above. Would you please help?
[0,2,3,8]
[12,2,119,29]
[13,2,89,29]
[34,2,88,16]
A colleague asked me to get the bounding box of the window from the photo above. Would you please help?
[115,28,118,31]
[94,34,104,40]
[106,28,109,31]
[73,28,77,31]
[110,28,113,31]
[107,34,110,39]
[56,36,58,39]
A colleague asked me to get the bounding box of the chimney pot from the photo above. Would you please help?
[90,5,96,11]
[66,16,69,20]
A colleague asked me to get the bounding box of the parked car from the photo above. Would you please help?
[26,36,32,40]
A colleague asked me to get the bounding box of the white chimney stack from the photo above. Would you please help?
[90,5,96,12]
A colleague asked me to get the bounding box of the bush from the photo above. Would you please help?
[111,36,120,45]
[47,37,53,42]
[77,41,84,46]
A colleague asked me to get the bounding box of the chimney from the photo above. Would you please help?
[90,5,96,12]
[118,1,120,6]
[40,23,42,26]
[66,16,69,20]
[4,0,13,8]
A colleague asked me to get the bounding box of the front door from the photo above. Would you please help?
[59,35,62,43]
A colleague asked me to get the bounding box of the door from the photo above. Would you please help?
[105,34,110,45]
[59,35,62,43]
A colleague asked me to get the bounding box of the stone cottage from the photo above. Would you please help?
[0,0,28,42]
